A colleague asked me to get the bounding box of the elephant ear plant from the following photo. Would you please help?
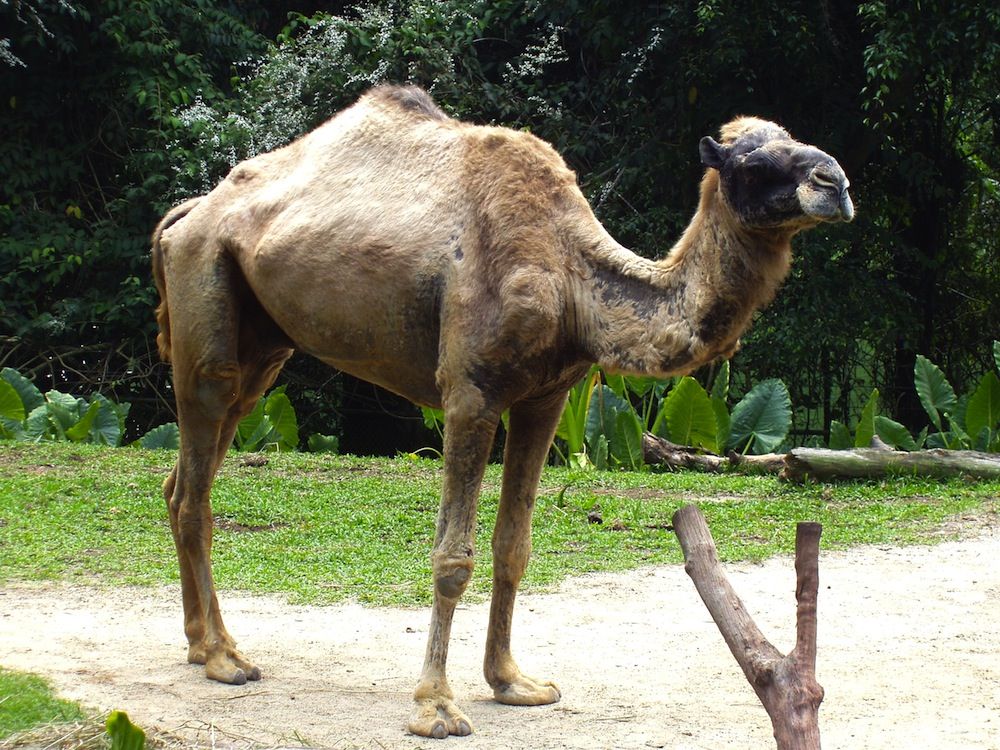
[550,363,794,469]
[829,340,1000,452]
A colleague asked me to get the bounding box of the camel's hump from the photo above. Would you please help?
[365,84,450,121]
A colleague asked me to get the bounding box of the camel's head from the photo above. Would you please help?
[699,117,854,229]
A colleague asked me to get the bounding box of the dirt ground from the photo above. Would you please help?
[2,531,999,750]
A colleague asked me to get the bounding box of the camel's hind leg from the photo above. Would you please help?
[484,393,566,705]
[162,248,291,684]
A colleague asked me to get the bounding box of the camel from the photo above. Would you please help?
[151,85,853,739]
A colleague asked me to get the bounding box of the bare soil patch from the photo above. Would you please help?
[2,533,999,749]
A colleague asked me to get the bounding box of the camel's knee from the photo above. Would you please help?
[432,552,475,600]
[177,361,241,421]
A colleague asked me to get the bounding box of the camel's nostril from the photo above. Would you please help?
[839,190,855,222]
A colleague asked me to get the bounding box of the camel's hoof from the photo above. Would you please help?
[191,644,261,685]
[493,675,561,706]
[408,697,475,739]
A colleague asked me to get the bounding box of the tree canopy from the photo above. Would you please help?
[2,0,997,449]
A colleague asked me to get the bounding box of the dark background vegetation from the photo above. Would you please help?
[1,0,997,453]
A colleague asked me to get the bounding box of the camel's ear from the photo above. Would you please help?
[699,136,730,170]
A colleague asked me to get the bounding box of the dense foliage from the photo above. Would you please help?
[2,0,998,451]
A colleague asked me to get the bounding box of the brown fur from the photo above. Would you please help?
[152,86,851,739]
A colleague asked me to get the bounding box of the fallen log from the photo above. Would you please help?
[782,447,1000,481]
[642,432,1000,481]
[673,504,823,749]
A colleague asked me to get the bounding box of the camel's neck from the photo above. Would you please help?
[570,172,793,377]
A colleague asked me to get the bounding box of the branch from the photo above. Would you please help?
[672,505,823,749]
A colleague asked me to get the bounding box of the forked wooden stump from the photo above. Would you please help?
[672,504,823,749]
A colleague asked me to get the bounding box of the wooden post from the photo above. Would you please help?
[672,504,824,749]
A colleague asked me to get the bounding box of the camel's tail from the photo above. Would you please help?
[151,197,203,363]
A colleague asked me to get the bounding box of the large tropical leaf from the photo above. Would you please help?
[44,390,85,437]
[994,340,1000,375]
[874,415,918,451]
[854,388,879,448]
[727,379,791,454]
[659,376,717,452]
[137,422,180,450]
[1,367,43,412]
[263,388,299,450]
[0,379,25,439]
[23,404,51,441]
[914,354,957,431]
[965,371,1000,440]
[90,395,125,446]
[614,409,644,470]
[236,387,299,451]
[829,420,853,450]
[556,368,599,456]
[66,400,100,442]
[235,397,270,450]
[711,397,730,454]
[0,379,24,422]
[710,360,730,402]
[586,385,644,469]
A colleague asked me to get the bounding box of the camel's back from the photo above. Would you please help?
[164,86,591,404]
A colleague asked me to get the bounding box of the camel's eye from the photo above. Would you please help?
[743,156,786,189]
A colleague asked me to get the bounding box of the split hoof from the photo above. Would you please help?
[493,674,561,706]
[189,643,261,684]
[408,697,475,739]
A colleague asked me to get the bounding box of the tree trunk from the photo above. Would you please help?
[782,447,1000,481]
[642,433,1000,481]
[672,505,823,749]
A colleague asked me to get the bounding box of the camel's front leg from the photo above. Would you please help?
[408,387,498,739]
[484,395,565,705]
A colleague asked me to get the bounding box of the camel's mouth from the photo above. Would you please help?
[798,163,854,223]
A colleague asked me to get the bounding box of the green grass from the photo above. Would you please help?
[0,667,84,739]
[0,442,997,607]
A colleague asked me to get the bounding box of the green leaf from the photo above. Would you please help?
[66,400,100,442]
[137,422,180,450]
[829,420,853,450]
[263,388,298,450]
[0,378,25,422]
[711,397,730,454]
[45,391,84,435]
[966,371,1000,439]
[591,433,609,470]
[710,360,730,402]
[914,354,956,431]
[420,406,444,432]
[235,398,269,450]
[89,395,125,446]
[1,367,42,412]
[556,368,599,456]
[307,433,339,453]
[23,404,51,441]
[586,385,643,469]
[623,374,659,398]
[994,340,1000,375]
[604,372,627,399]
[660,376,717,452]
[614,409,644,470]
[236,388,299,451]
[855,388,879,448]
[727,379,791,455]
[106,709,145,750]
[874,415,917,451]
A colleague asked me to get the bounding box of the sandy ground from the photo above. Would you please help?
[2,533,999,750]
